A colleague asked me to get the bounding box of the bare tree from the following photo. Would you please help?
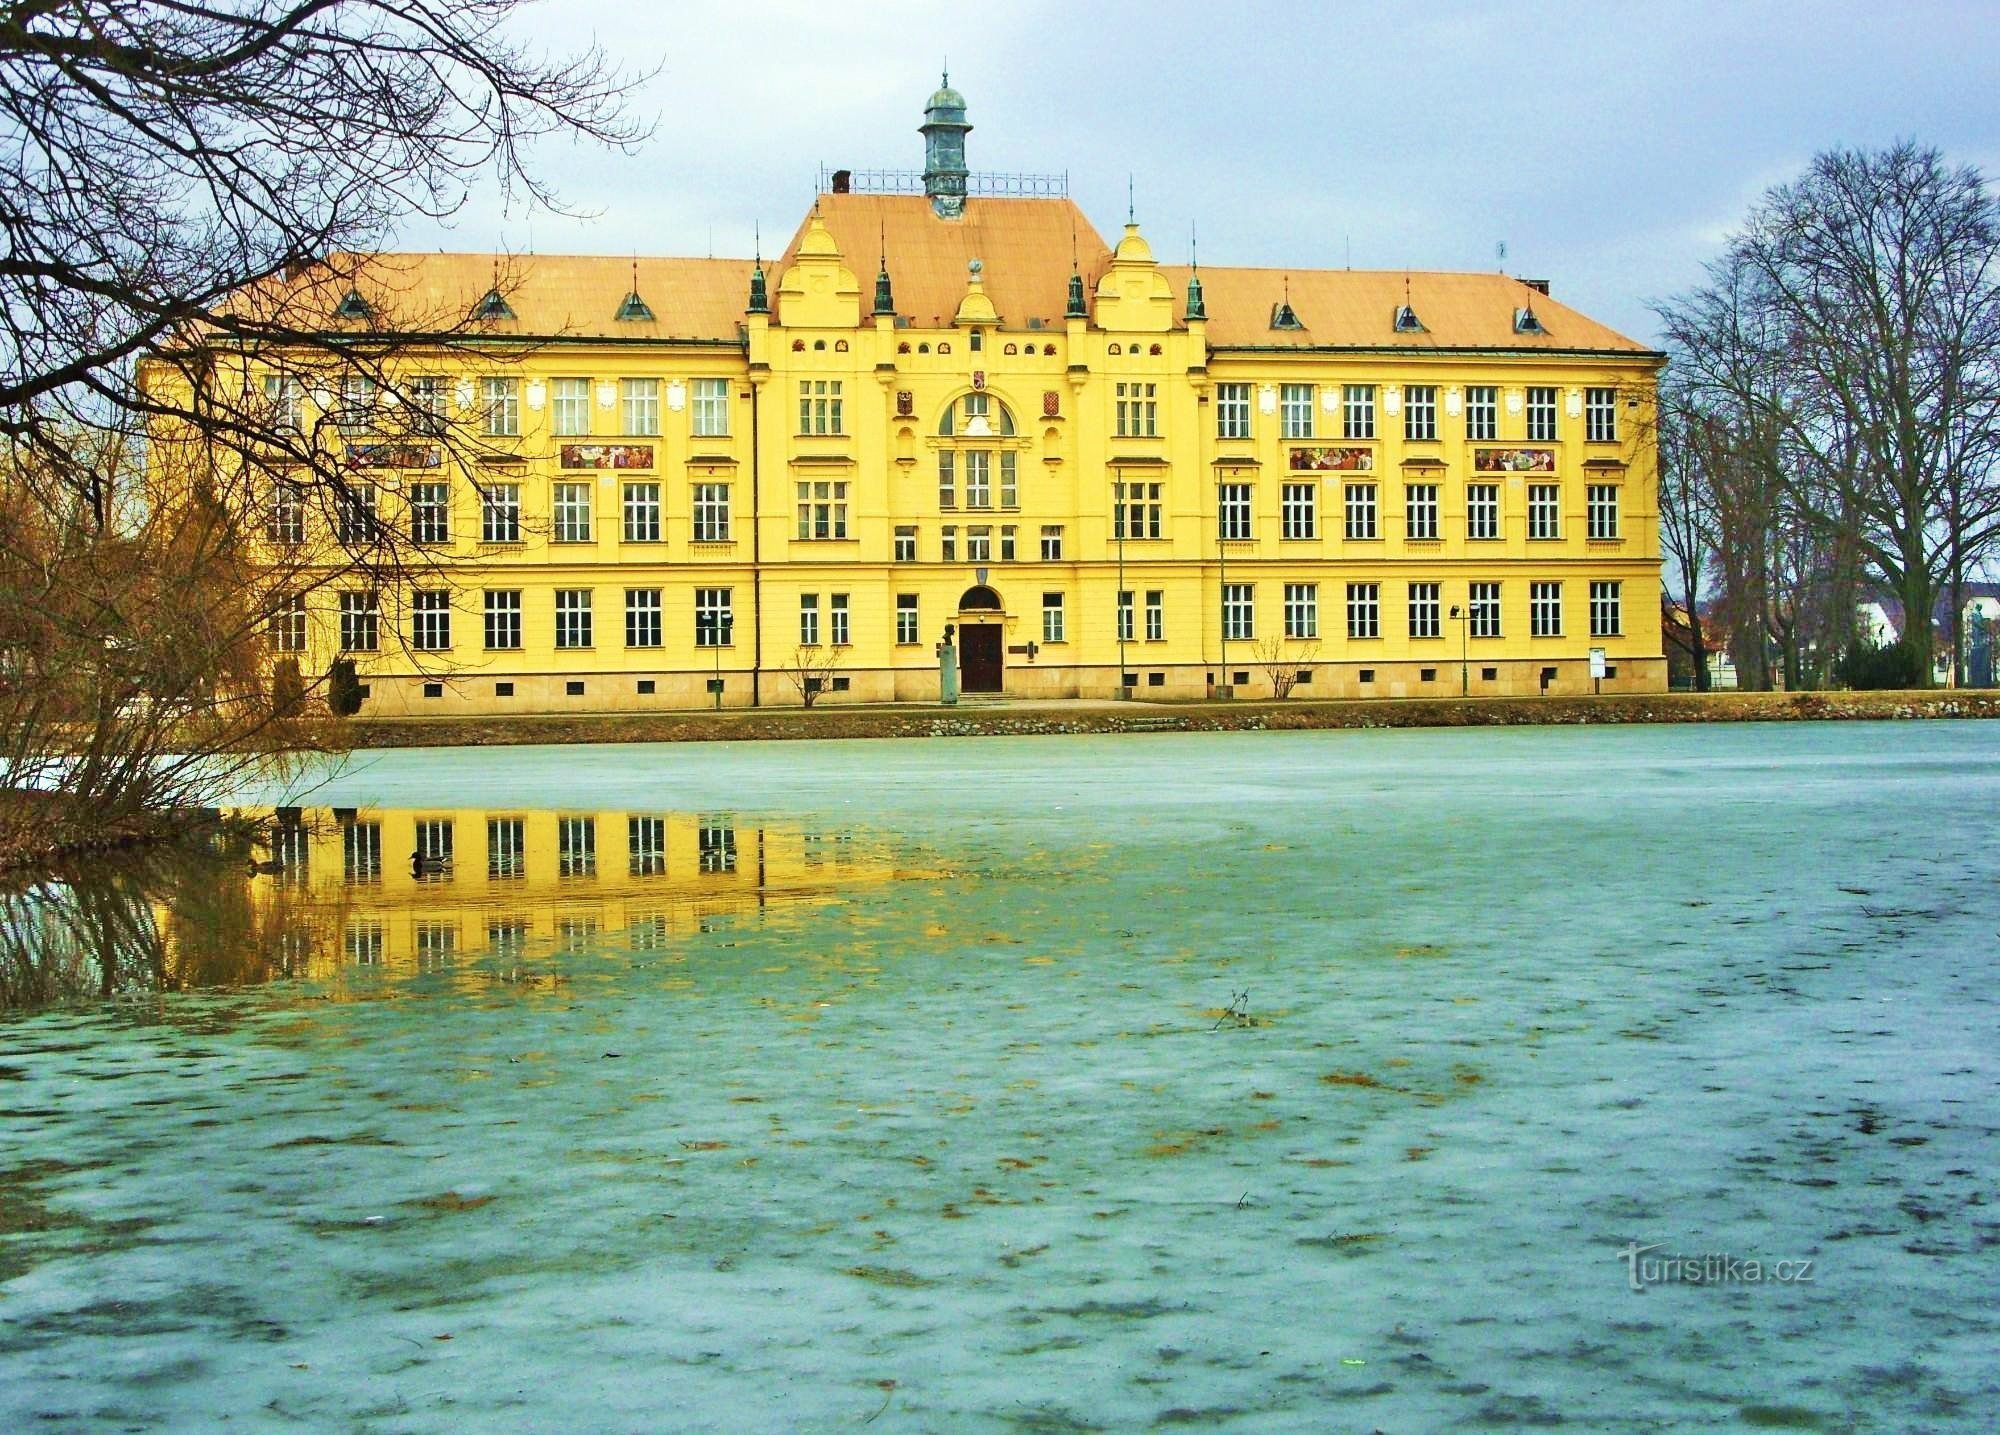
[0,3,644,857]
[1252,637,1316,699]
[782,645,845,708]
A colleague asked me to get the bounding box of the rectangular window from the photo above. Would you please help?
[1469,581,1502,638]
[1116,589,1134,643]
[1586,387,1619,443]
[1528,483,1561,540]
[799,592,820,646]
[1222,583,1254,641]
[1114,481,1163,540]
[941,525,956,562]
[699,823,735,873]
[1347,582,1380,639]
[1000,450,1018,509]
[966,525,992,563]
[1281,482,1317,540]
[481,482,520,543]
[695,587,732,647]
[1344,482,1378,540]
[624,588,662,648]
[1145,589,1164,641]
[1403,385,1437,441]
[1465,385,1498,441]
[1408,582,1441,639]
[691,377,730,437]
[412,590,451,651]
[1116,382,1159,437]
[937,450,955,509]
[337,481,376,545]
[798,379,844,435]
[482,377,519,437]
[692,483,730,542]
[1467,483,1500,541]
[1587,484,1621,540]
[409,481,449,544]
[629,817,666,877]
[796,480,849,540]
[558,816,596,878]
[414,819,453,876]
[1281,384,1315,439]
[267,482,304,545]
[620,378,660,436]
[339,590,378,652]
[1040,524,1063,561]
[263,374,303,430]
[488,817,525,880]
[552,482,592,543]
[1590,580,1623,636]
[554,589,593,648]
[1042,591,1066,643]
[896,594,919,645]
[1218,482,1252,541]
[894,525,917,562]
[1343,384,1375,440]
[1526,385,1558,442]
[1284,582,1318,639]
[829,594,849,646]
[338,372,375,435]
[483,590,521,650]
[1000,525,1016,561]
[408,375,446,429]
[623,482,661,542]
[270,594,307,652]
[1216,382,1251,439]
[965,450,992,509]
[1531,581,1563,637]
[1406,483,1439,541]
[550,377,590,436]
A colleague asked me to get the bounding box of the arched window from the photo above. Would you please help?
[937,391,1016,437]
[936,392,1020,513]
[960,584,1002,611]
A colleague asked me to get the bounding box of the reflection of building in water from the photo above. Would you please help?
[234,807,890,980]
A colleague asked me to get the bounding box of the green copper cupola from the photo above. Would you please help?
[920,71,971,220]
[1066,262,1087,319]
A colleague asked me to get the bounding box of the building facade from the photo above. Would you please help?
[229,81,1666,712]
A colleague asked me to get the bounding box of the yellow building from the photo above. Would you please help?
[218,79,1666,711]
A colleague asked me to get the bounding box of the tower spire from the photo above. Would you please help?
[747,223,768,315]
[874,220,895,317]
[1185,223,1205,322]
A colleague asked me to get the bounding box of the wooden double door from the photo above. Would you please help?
[960,624,1003,692]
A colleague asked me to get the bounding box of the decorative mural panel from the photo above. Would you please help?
[1288,446,1374,472]
[561,443,655,470]
[1474,448,1557,473]
[1042,390,1061,417]
[346,442,441,469]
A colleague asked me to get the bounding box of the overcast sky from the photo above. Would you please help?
[406,0,2000,346]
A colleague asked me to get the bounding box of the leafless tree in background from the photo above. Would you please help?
[0,2,645,856]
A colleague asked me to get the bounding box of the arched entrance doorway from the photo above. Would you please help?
[957,585,1004,693]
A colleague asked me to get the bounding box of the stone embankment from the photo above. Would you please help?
[349,689,2000,749]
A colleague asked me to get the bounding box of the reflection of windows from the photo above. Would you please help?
[343,822,382,883]
[344,920,384,965]
[628,817,666,876]
[416,922,457,970]
[559,916,598,953]
[270,824,309,881]
[629,913,668,950]
[488,817,525,879]
[558,817,596,878]
[488,918,529,960]
[415,819,454,876]
[699,823,736,873]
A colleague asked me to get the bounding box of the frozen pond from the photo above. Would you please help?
[2,723,1997,1430]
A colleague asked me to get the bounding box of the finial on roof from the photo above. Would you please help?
[747,223,768,315]
[1270,275,1302,332]
[1127,173,1135,224]
[873,222,895,318]
[1066,252,1087,320]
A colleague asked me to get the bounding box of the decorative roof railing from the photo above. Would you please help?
[818,166,1069,198]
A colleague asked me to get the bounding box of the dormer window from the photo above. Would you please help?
[1271,300,1304,331]
[616,291,655,322]
[1393,305,1425,333]
[1514,306,1545,335]
[335,289,373,321]
[474,287,515,321]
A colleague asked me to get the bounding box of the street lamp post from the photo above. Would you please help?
[1114,476,1128,696]
[1450,604,1468,697]
[713,616,733,709]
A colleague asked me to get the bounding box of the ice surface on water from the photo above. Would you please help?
[2,723,1997,1431]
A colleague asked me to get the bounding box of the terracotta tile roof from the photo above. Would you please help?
[248,252,755,343]
[1163,265,1653,353]
[779,193,1111,330]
